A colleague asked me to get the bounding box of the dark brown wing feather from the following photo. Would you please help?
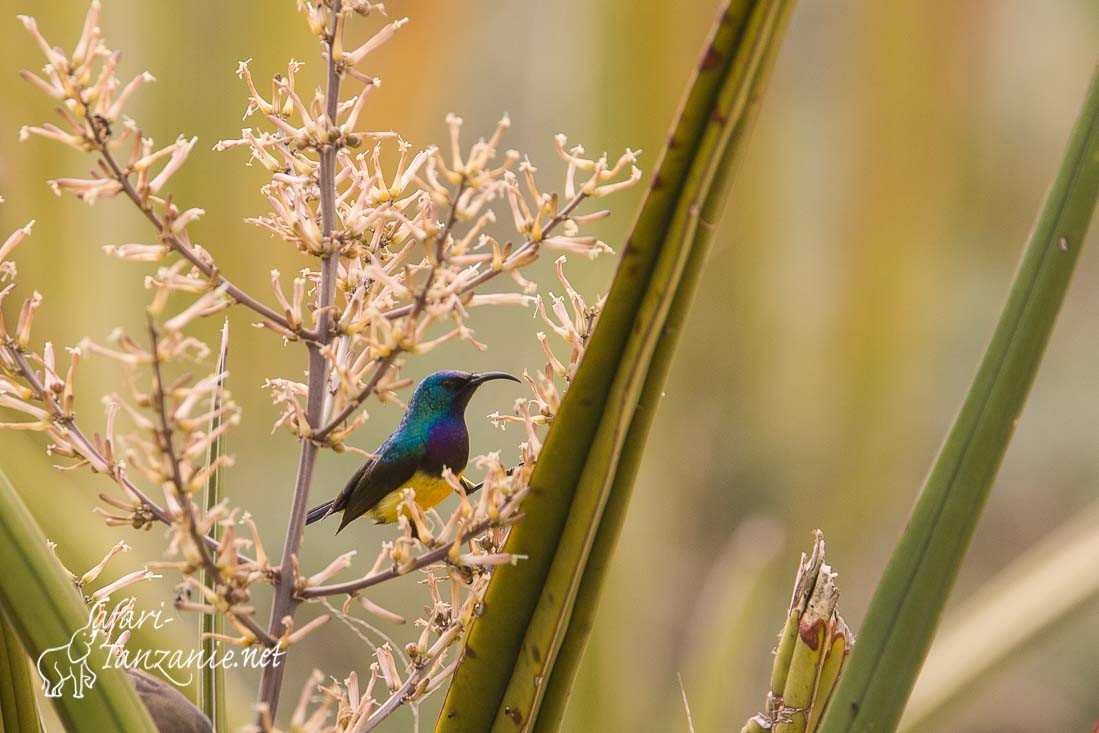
[334,450,419,532]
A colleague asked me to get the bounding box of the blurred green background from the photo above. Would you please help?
[1,1,1097,731]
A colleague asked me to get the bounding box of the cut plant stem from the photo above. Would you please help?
[742,532,852,733]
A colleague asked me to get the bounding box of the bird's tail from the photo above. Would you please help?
[305,500,335,525]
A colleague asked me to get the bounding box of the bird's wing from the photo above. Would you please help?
[335,440,420,530]
[323,459,371,516]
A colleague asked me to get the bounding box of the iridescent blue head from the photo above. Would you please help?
[405,370,520,424]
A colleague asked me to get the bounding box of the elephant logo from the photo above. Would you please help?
[36,599,107,699]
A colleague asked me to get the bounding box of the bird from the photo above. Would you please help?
[306,369,520,531]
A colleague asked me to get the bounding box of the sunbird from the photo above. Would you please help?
[306,370,519,531]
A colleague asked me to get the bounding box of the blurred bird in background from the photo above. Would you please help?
[306,370,520,531]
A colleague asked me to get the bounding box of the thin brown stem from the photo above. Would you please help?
[378,191,589,321]
[313,350,399,444]
[358,624,463,732]
[227,612,278,648]
[85,122,313,342]
[314,192,587,442]
[298,510,521,599]
[146,318,212,566]
[146,319,277,648]
[312,179,469,444]
[0,337,255,566]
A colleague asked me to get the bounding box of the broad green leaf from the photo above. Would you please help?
[0,467,157,733]
[818,65,1099,733]
[436,1,797,730]
[0,611,42,733]
[532,4,796,729]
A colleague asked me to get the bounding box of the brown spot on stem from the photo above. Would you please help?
[531,646,542,662]
[799,618,824,650]
[505,706,523,725]
[701,45,722,70]
[651,173,664,189]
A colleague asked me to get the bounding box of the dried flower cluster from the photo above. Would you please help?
[1,1,639,729]
[277,278,599,731]
[52,539,160,605]
[220,46,638,449]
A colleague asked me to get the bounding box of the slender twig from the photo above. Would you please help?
[146,318,278,649]
[378,191,588,321]
[314,191,588,443]
[146,317,213,569]
[227,612,278,648]
[358,625,463,733]
[84,121,312,342]
[298,529,487,599]
[0,337,253,564]
[255,2,345,719]
[313,351,399,444]
[313,179,468,443]
[677,673,696,733]
[299,505,523,599]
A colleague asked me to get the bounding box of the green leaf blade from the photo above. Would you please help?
[899,500,1099,731]
[818,65,1099,733]
[0,612,43,733]
[199,320,230,733]
[436,1,798,731]
[0,468,158,733]
[530,3,797,729]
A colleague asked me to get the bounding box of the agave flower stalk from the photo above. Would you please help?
[5,2,641,729]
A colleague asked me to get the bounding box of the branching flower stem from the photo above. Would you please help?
[86,122,312,342]
[312,178,470,444]
[357,624,463,733]
[146,318,276,648]
[314,190,589,444]
[146,317,202,552]
[298,511,521,599]
[255,1,344,720]
[0,336,247,563]
[380,191,589,323]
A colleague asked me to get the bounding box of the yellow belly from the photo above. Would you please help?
[366,469,458,524]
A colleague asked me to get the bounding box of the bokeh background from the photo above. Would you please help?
[1,1,1097,731]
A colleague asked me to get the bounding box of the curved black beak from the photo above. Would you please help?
[467,371,521,388]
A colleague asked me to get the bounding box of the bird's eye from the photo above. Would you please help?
[443,378,461,390]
